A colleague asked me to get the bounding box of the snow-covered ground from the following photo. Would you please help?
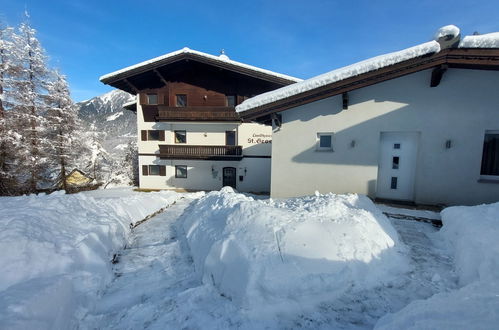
[1,188,497,329]
[0,188,184,329]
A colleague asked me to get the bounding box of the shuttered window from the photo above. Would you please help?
[141,130,165,141]
[142,165,166,176]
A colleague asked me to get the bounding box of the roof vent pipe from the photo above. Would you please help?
[434,25,461,49]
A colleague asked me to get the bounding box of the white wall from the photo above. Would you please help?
[136,100,272,192]
[139,156,270,193]
[271,68,499,206]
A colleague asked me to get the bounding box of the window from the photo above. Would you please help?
[175,130,186,144]
[480,131,499,176]
[391,177,398,189]
[392,156,400,169]
[148,130,160,141]
[226,95,236,107]
[147,93,158,105]
[394,143,401,149]
[225,131,236,146]
[316,133,334,151]
[141,130,164,141]
[142,165,166,176]
[176,94,187,107]
[149,165,160,176]
[175,165,187,178]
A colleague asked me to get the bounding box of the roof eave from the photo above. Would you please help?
[238,48,499,121]
[100,52,301,87]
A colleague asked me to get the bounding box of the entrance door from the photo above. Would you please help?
[223,167,237,189]
[376,132,420,201]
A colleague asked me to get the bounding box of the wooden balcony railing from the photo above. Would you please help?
[159,144,243,160]
[156,106,240,121]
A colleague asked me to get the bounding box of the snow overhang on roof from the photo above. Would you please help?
[122,100,137,112]
[100,47,302,93]
[236,28,499,122]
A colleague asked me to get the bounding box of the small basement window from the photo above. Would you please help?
[480,131,499,177]
[147,93,158,105]
[316,133,334,151]
[176,94,187,107]
[175,165,187,178]
[175,130,186,144]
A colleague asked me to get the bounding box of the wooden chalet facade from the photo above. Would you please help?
[101,48,300,192]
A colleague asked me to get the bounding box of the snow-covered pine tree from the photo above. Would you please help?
[45,70,83,191]
[82,123,108,182]
[0,23,23,194]
[9,14,51,193]
[124,140,139,186]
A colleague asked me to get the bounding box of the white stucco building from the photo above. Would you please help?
[100,48,299,193]
[237,27,499,205]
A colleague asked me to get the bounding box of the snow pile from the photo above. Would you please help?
[0,188,181,329]
[459,32,499,48]
[236,41,440,112]
[433,24,460,40]
[183,188,410,315]
[376,202,499,329]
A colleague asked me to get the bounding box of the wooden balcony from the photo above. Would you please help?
[156,106,240,122]
[159,144,243,160]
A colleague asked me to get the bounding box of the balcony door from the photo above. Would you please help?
[223,167,237,189]
[225,131,236,146]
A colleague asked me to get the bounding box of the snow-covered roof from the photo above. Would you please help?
[236,27,499,114]
[100,47,302,84]
[236,41,441,113]
[459,32,499,48]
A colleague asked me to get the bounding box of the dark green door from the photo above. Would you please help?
[223,167,237,189]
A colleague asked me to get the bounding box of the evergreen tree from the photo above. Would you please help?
[82,123,108,181]
[9,14,51,193]
[45,70,82,191]
[0,23,23,194]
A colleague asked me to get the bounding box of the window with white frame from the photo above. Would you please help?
[480,130,499,177]
[316,132,334,151]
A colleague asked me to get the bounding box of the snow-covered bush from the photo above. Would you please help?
[0,188,181,329]
[376,201,499,329]
[183,187,410,315]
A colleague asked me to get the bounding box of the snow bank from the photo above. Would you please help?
[459,32,499,48]
[183,188,410,315]
[0,188,181,329]
[236,41,440,112]
[376,202,499,329]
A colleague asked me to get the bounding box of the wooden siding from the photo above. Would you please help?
[156,106,240,121]
[158,144,243,160]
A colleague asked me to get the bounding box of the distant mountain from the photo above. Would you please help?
[77,90,136,158]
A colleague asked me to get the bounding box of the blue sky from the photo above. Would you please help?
[1,0,498,102]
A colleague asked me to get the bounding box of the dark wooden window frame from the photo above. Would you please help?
[141,130,165,141]
[147,93,158,105]
[174,130,187,144]
[175,165,187,178]
[142,165,166,176]
[226,95,236,107]
[225,130,236,146]
[176,94,187,107]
